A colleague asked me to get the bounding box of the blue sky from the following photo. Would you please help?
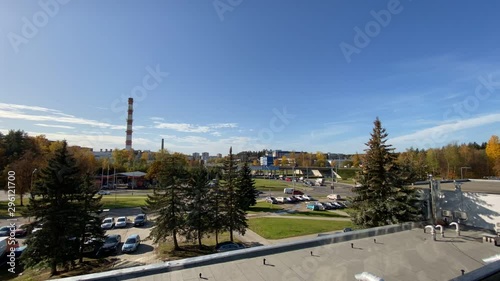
[1,0,500,155]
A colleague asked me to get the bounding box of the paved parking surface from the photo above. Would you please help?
[100,213,161,268]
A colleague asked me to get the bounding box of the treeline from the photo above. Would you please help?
[396,137,500,180]
[0,130,98,206]
[144,148,258,250]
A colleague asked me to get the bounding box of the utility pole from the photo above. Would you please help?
[460,167,471,179]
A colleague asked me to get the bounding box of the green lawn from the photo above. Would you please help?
[248,217,355,239]
[99,195,147,209]
[254,179,292,191]
[0,195,148,217]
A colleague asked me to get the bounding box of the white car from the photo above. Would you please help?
[32,223,43,233]
[115,217,127,228]
[302,194,311,201]
[101,217,115,230]
[97,190,110,195]
[275,197,285,203]
[327,194,341,200]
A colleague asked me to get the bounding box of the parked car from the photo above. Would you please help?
[101,217,115,230]
[275,197,285,203]
[302,194,311,201]
[134,214,147,227]
[292,190,304,195]
[327,194,341,200]
[14,225,28,237]
[115,217,127,228]
[322,202,333,210]
[215,241,245,252]
[122,234,140,253]
[343,228,353,232]
[81,238,104,256]
[97,234,121,256]
[265,197,278,204]
[0,226,12,237]
[332,202,345,209]
[97,190,110,195]
[294,195,305,201]
[306,204,319,211]
[32,223,43,234]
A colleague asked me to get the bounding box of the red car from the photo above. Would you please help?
[292,190,304,195]
[14,225,28,237]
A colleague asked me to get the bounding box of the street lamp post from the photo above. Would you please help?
[454,181,464,211]
[460,167,471,179]
[29,168,38,222]
[428,174,435,224]
[30,168,38,189]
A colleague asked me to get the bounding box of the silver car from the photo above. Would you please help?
[101,217,115,230]
[115,217,127,228]
[122,234,140,253]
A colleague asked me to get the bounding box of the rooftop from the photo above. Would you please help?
[60,224,500,281]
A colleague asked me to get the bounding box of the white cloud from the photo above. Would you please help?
[159,134,257,154]
[34,123,75,129]
[154,122,211,133]
[153,122,238,133]
[389,113,500,149]
[0,102,124,129]
[210,123,238,129]
[150,117,165,121]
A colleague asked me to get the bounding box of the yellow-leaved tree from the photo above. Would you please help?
[486,135,500,176]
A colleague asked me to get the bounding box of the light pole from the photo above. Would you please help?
[30,168,38,193]
[428,174,435,224]
[454,181,464,211]
[29,168,38,222]
[460,167,471,179]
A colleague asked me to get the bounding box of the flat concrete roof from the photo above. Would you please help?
[61,226,500,281]
[416,179,500,194]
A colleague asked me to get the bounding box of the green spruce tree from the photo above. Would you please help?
[23,141,83,275]
[185,165,211,249]
[237,162,258,211]
[219,147,247,242]
[143,153,188,250]
[75,174,105,263]
[351,118,421,227]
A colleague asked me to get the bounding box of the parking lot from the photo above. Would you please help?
[95,208,160,267]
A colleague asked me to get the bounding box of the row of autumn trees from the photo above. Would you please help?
[144,148,258,250]
[395,136,500,180]
[0,131,97,206]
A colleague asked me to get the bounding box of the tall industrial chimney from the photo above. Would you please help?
[161,138,164,151]
[125,98,133,151]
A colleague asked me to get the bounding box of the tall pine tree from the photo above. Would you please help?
[350,118,421,227]
[75,174,105,263]
[23,141,84,275]
[185,165,211,249]
[219,147,247,242]
[237,162,258,211]
[143,153,188,250]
